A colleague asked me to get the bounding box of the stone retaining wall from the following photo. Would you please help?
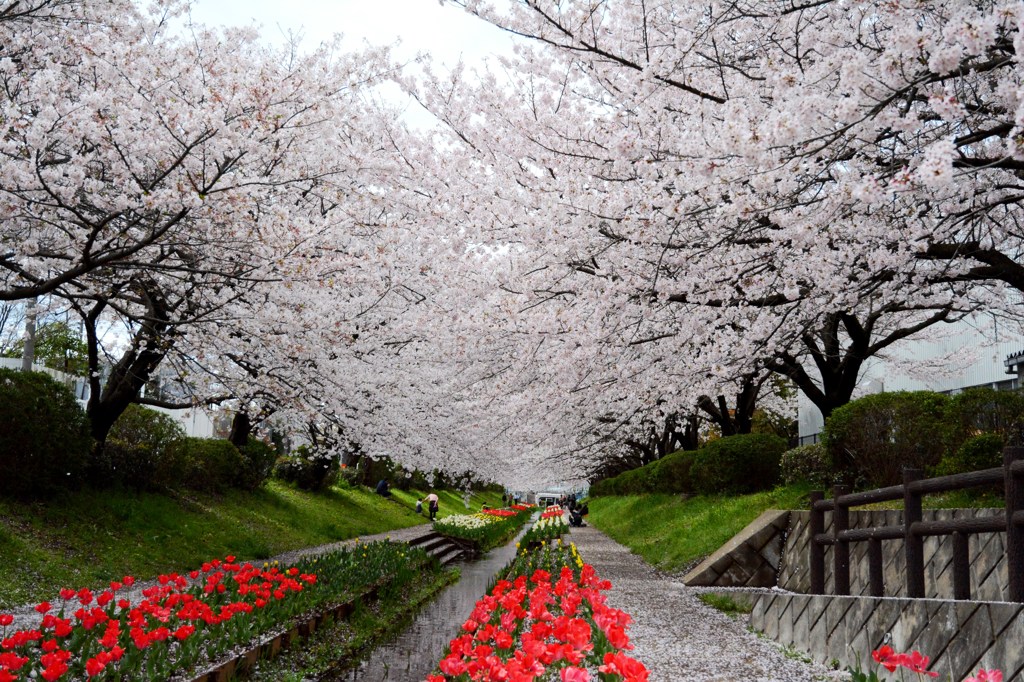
[779,509,1009,601]
[682,510,789,587]
[749,592,1024,681]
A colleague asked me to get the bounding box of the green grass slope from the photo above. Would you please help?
[587,484,1003,575]
[586,485,812,574]
[0,481,502,608]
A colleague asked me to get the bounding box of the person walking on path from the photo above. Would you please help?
[426,492,439,521]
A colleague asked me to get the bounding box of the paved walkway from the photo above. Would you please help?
[568,525,844,682]
[271,521,432,565]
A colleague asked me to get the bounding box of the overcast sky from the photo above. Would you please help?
[188,1,517,127]
[189,0,514,67]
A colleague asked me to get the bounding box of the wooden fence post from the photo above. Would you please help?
[833,484,850,595]
[904,468,925,598]
[810,491,825,594]
[952,531,970,601]
[868,538,884,597]
[1005,447,1024,603]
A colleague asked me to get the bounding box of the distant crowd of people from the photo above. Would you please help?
[375,479,588,526]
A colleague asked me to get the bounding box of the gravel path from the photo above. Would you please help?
[569,525,845,682]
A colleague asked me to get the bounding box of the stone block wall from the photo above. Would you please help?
[778,509,1009,601]
[683,510,790,587]
[749,592,1024,681]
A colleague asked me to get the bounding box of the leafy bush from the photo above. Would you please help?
[588,478,612,497]
[934,432,1005,478]
[236,437,278,490]
[780,443,833,488]
[947,387,1024,448]
[690,433,787,495]
[590,450,697,497]
[169,437,246,493]
[823,391,950,487]
[0,369,92,498]
[616,466,657,494]
[649,450,696,494]
[91,405,186,489]
[273,445,339,491]
[337,463,360,488]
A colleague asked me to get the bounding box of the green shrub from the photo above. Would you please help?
[934,432,1005,478]
[0,369,92,498]
[650,450,696,494]
[236,437,278,491]
[588,478,612,497]
[823,391,950,487]
[690,433,787,495]
[168,437,245,493]
[780,443,832,488]
[273,445,339,491]
[337,463,360,489]
[91,405,186,489]
[616,466,656,494]
[947,387,1024,448]
[590,450,697,497]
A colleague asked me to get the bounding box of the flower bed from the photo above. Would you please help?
[428,542,649,681]
[0,542,427,682]
[519,514,569,548]
[433,508,531,552]
[540,506,563,520]
[481,509,517,518]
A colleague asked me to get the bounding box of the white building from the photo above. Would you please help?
[799,316,1024,442]
[1,357,219,439]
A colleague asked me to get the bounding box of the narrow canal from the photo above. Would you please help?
[329,524,531,681]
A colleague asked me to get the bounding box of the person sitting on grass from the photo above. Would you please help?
[375,478,392,497]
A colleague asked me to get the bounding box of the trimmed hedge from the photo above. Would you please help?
[691,433,786,495]
[0,369,92,498]
[934,432,1005,478]
[237,437,278,491]
[780,443,832,488]
[947,387,1024,447]
[170,437,246,493]
[823,391,950,487]
[589,450,698,497]
[649,450,696,494]
[273,445,339,491]
[91,404,186,490]
[585,450,696,493]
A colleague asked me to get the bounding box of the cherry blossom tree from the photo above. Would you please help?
[384,0,1024,481]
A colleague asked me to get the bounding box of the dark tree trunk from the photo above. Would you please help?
[679,413,700,450]
[697,374,761,436]
[765,308,950,422]
[82,284,174,449]
[229,411,251,448]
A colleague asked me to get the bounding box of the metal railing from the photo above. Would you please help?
[809,446,1024,601]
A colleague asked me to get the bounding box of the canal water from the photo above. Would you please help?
[329,524,530,681]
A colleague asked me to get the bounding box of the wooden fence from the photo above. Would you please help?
[809,446,1024,601]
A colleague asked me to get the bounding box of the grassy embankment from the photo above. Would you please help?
[587,485,1003,574]
[0,481,501,608]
